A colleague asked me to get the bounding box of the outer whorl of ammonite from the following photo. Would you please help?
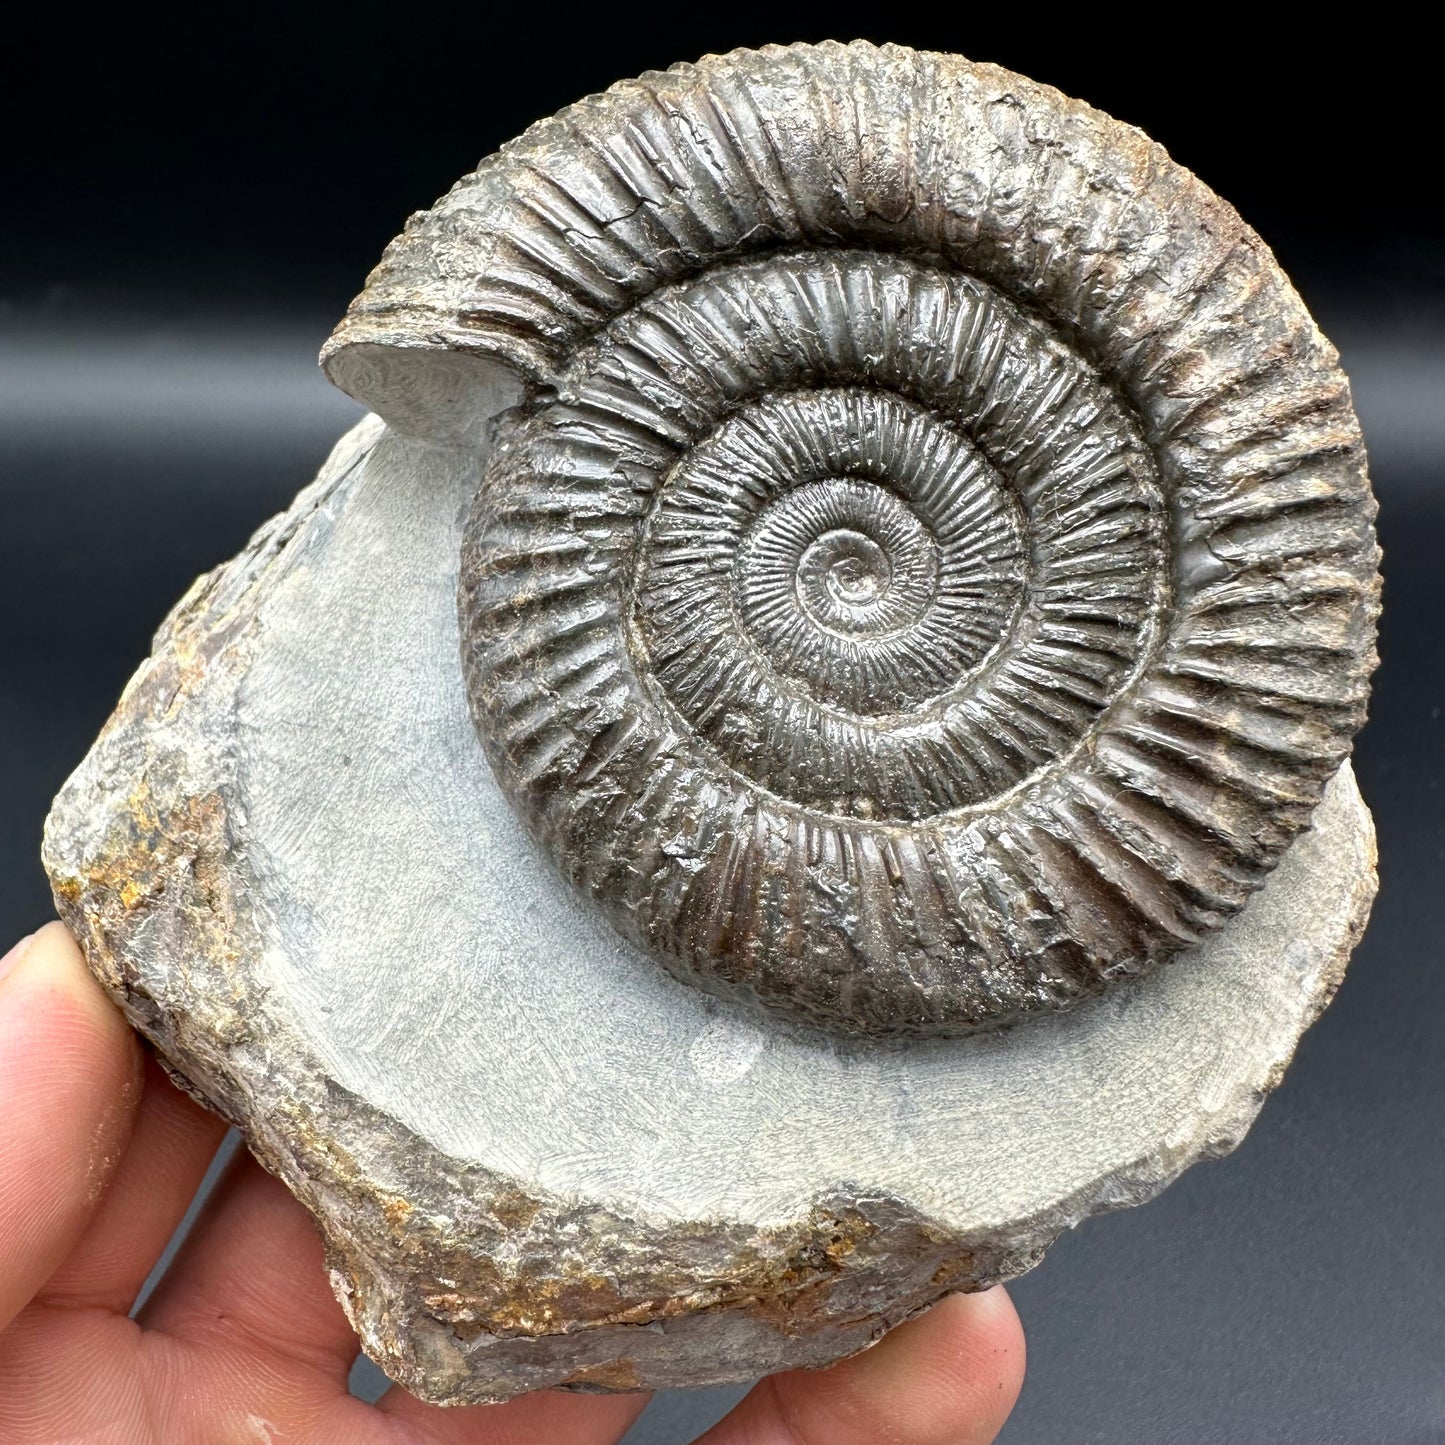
[326,41,1380,1038]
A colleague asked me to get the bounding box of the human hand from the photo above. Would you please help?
[0,922,1025,1443]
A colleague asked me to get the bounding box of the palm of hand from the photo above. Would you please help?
[0,925,1024,1444]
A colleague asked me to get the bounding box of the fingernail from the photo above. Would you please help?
[0,934,36,987]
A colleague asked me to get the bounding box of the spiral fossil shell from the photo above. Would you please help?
[323,42,1380,1038]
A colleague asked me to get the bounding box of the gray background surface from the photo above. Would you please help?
[4,12,1441,1442]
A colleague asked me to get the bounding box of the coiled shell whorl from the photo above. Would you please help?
[323,42,1380,1038]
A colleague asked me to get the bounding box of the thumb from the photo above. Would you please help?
[0,922,143,1330]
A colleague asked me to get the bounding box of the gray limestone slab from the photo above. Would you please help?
[44,416,1376,1403]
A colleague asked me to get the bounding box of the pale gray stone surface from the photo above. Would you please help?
[44,417,1376,1403]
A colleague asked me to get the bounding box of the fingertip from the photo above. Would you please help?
[0,921,144,1327]
[0,931,36,984]
[1,918,143,1083]
[701,1285,1026,1445]
[834,1287,1025,1442]
[377,1380,652,1445]
[920,1287,1027,1424]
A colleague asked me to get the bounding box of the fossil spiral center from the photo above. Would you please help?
[747,478,941,652]
[819,544,884,605]
[648,394,1027,739]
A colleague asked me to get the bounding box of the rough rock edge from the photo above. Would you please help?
[42,422,1377,1404]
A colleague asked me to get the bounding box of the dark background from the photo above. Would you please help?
[3,10,1441,1442]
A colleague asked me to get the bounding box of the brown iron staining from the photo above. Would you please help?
[46,774,254,1050]
[559,1359,643,1392]
[40,517,292,1090]
[397,1195,970,1344]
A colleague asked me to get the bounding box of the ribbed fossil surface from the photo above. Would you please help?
[327,41,1381,1037]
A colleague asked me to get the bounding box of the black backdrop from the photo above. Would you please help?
[4,10,1441,1442]
[4,13,1439,320]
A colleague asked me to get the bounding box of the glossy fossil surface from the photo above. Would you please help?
[345,41,1384,1037]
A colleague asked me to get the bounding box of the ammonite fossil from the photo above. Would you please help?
[329,41,1380,1039]
[44,41,1381,1404]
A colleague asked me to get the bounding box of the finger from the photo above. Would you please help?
[137,1147,360,1376]
[0,922,143,1332]
[377,1380,650,1445]
[36,1054,229,1313]
[695,1287,1025,1445]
